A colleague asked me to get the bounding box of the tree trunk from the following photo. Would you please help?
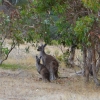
[0,36,2,64]
[68,45,76,67]
[0,50,1,56]
[83,45,87,77]
[87,47,93,76]
[96,43,100,74]
[85,47,93,82]
[91,45,100,86]
[96,54,100,74]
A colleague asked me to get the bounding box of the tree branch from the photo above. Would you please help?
[0,39,16,65]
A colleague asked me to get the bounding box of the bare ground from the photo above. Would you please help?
[0,41,100,100]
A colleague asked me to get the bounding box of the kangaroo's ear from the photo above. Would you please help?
[43,44,47,47]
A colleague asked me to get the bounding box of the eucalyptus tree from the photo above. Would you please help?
[0,0,41,64]
[0,0,20,64]
[33,0,100,85]
[0,0,100,85]
[0,0,30,64]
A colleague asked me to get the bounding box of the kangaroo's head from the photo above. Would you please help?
[37,44,47,51]
[36,56,42,64]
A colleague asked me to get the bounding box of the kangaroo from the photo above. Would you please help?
[35,56,50,82]
[37,44,59,80]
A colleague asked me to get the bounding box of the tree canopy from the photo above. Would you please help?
[0,0,100,85]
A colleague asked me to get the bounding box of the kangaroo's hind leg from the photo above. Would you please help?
[54,67,59,78]
[41,68,50,82]
[50,67,56,81]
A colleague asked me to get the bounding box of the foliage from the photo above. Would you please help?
[74,16,95,44]
[0,0,100,61]
[33,0,99,46]
[82,0,100,12]
[0,0,100,85]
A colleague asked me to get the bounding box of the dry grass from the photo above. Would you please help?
[0,40,100,100]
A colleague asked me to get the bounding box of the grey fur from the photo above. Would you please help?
[37,44,59,80]
[35,56,50,82]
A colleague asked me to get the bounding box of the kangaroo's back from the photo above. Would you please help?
[45,54,59,65]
